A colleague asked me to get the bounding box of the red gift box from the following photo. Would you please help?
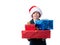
[25,24,36,30]
[22,30,50,39]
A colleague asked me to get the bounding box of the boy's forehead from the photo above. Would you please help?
[33,11,40,14]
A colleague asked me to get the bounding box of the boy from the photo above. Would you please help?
[27,6,46,45]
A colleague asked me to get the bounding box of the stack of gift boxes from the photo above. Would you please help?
[22,19,53,39]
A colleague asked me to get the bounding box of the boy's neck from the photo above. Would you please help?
[33,18,39,21]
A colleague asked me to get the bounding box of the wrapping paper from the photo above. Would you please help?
[22,30,50,39]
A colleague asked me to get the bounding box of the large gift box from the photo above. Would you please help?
[22,30,50,39]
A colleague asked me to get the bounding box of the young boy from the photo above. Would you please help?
[27,6,46,45]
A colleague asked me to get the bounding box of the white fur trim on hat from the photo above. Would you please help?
[29,6,42,15]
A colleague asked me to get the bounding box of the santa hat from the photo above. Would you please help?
[29,6,42,15]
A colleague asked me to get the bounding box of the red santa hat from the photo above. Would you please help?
[29,6,42,15]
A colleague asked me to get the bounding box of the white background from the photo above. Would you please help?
[0,0,60,45]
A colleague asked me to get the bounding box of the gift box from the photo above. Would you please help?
[22,30,50,38]
[25,24,36,30]
[35,19,53,30]
[49,20,53,29]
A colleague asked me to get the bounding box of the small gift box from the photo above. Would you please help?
[35,19,53,30]
[25,24,36,30]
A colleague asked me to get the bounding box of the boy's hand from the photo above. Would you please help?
[36,27,39,30]
[27,38,31,41]
[35,30,38,32]
[27,22,31,25]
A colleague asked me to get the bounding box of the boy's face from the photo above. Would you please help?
[32,11,41,20]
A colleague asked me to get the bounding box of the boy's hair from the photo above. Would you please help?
[31,11,41,18]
